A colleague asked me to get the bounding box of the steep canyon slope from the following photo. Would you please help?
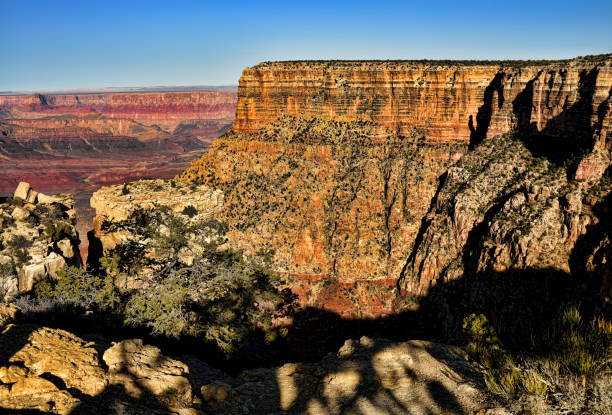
[177,55,612,316]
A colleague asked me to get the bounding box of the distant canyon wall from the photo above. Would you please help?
[0,91,237,132]
[1,90,237,261]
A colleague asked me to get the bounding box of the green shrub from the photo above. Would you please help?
[36,208,296,358]
[463,306,612,399]
[33,279,55,299]
[121,183,130,195]
[44,222,72,243]
[181,205,198,218]
[7,235,32,250]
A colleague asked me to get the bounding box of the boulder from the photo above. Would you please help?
[57,238,74,258]
[9,327,108,396]
[11,206,29,221]
[37,192,61,204]
[103,339,193,405]
[18,262,46,293]
[13,182,31,201]
[201,382,231,403]
[45,252,67,277]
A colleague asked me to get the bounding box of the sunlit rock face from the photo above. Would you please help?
[233,57,612,144]
[179,56,612,317]
[0,182,81,299]
[180,116,465,317]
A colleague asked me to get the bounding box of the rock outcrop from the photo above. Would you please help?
[179,55,612,316]
[0,182,81,299]
[0,322,197,413]
[180,116,464,316]
[400,133,612,296]
[91,179,224,252]
[202,336,491,414]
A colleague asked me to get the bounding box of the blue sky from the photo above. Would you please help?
[1,0,611,91]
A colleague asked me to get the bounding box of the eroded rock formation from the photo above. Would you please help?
[179,55,612,315]
[0,182,81,299]
[180,117,464,316]
[91,179,224,252]
[234,57,611,144]
[0,91,236,132]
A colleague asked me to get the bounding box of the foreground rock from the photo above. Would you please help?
[0,307,498,415]
[0,320,198,413]
[204,336,491,414]
[103,339,193,405]
[0,182,81,299]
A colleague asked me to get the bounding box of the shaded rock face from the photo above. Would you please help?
[204,336,488,415]
[180,117,465,316]
[103,339,193,404]
[399,132,611,297]
[0,182,81,299]
[233,57,612,144]
[0,305,497,415]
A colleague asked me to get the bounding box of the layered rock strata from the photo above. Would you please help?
[234,56,611,144]
[178,55,611,315]
[0,182,81,299]
[0,91,237,132]
[180,116,464,316]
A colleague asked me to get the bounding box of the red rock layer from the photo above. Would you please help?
[233,57,612,143]
[0,91,237,132]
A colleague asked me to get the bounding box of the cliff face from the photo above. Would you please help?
[180,117,464,316]
[234,58,612,144]
[179,56,612,316]
[0,91,237,132]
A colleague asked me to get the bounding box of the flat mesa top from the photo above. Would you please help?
[254,54,612,69]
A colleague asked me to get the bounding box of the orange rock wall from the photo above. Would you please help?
[234,59,612,143]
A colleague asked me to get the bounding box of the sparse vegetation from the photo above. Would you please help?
[181,205,198,218]
[463,305,612,402]
[25,208,296,357]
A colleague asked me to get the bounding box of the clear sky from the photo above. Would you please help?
[1,0,611,91]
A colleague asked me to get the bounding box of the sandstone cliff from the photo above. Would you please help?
[180,117,464,316]
[179,55,612,316]
[234,56,611,144]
